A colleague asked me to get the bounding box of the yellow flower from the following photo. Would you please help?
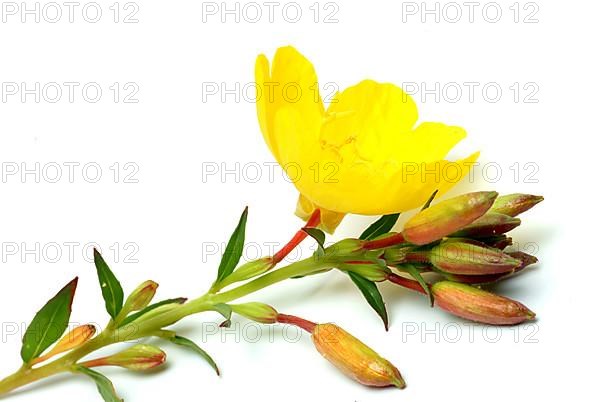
[255,46,478,232]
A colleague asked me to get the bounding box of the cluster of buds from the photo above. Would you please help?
[359,192,542,325]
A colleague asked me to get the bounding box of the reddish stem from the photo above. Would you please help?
[386,273,428,295]
[362,233,406,250]
[276,314,317,333]
[272,209,321,265]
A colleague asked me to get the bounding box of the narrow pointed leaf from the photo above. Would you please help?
[302,227,326,256]
[119,298,187,327]
[169,335,220,376]
[360,214,400,240]
[93,249,124,320]
[21,277,78,363]
[402,264,434,307]
[216,207,248,283]
[76,365,123,402]
[421,189,439,211]
[347,272,389,330]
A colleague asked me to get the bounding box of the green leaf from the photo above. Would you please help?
[402,264,434,307]
[421,189,439,211]
[93,249,124,320]
[216,207,248,283]
[21,277,78,363]
[76,365,123,402]
[360,214,400,240]
[302,227,326,256]
[169,335,220,376]
[347,272,389,331]
[119,298,187,327]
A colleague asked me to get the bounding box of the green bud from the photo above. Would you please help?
[450,212,520,238]
[402,191,498,245]
[340,260,391,282]
[122,280,158,314]
[217,258,272,289]
[430,240,521,275]
[231,302,278,324]
[491,193,543,217]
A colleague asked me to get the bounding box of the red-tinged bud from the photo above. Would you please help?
[441,251,538,285]
[123,280,158,314]
[311,323,405,389]
[485,235,513,250]
[402,191,498,245]
[492,193,543,217]
[430,240,521,275]
[82,344,166,371]
[431,281,535,325]
[33,325,96,365]
[507,251,539,269]
[450,212,520,238]
[231,302,278,324]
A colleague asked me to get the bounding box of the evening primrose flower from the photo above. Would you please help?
[255,46,478,232]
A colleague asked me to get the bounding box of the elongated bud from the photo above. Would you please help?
[441,251,538,285]
[217,258,272,288]
[33,324,96,365]
[402,191,498,245]
[430,240,521,275]
[492,193,543,217]
[431,281,535,325]
[122,280,158,314]
[312,323,405,389]
[231,302,278,324]
[82,344,166,371]
[450,212,520,238]
[340,260,391,282]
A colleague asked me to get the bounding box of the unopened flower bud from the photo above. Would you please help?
[491,193,543,217]
[431,281,535,325]
[442,250,538,285]
[430,240,521,275]
[33,324,96,364]
[83,344,166,371]
[450,212,521,238]
[312,323,405,388]
[231,302,278,324]
[328,239,363,256]
[341,260,391,282]
[217,258,272,289]
[402,191,498,245]
[122,280,158,314]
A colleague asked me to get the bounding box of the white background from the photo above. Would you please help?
[0,0,596,401]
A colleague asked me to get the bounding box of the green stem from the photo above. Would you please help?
[0,255,329,397]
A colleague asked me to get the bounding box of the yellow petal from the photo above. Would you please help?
[295,194,345,234]
[255,46,324,164]
[320,80,419,164]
